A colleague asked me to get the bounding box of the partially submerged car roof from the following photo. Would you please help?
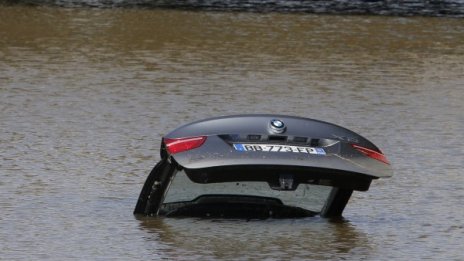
[134,115,392,218]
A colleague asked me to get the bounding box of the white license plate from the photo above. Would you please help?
[233,143,326,155]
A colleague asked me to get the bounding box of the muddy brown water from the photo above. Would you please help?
[1,5,463,260]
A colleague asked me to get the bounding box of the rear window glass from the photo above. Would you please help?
[163,170,333,213]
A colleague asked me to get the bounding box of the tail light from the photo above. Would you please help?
[352,144,390,165]
[164,136,207,155]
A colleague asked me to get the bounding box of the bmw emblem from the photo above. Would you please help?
[269,119,286,134]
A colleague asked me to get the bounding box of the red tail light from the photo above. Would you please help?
[352,144,390,165]
[164,136,207,155]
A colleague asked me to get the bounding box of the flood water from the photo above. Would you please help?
[1,5,463,260]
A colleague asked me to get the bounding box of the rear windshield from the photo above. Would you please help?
[162,170,333,215]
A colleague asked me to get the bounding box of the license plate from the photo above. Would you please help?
[233,143,326,155]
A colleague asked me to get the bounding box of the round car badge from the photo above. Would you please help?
[269,119,286,134]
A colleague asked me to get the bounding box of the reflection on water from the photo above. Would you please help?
[136,216,370,260]
[1,5,463,260]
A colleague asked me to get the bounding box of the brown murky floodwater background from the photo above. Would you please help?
[1,5,463,260]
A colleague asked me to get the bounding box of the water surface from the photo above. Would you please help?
[1,5,463,260]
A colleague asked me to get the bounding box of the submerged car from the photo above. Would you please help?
[134,115,392,219]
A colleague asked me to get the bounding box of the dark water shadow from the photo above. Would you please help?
[1,0,464,17]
